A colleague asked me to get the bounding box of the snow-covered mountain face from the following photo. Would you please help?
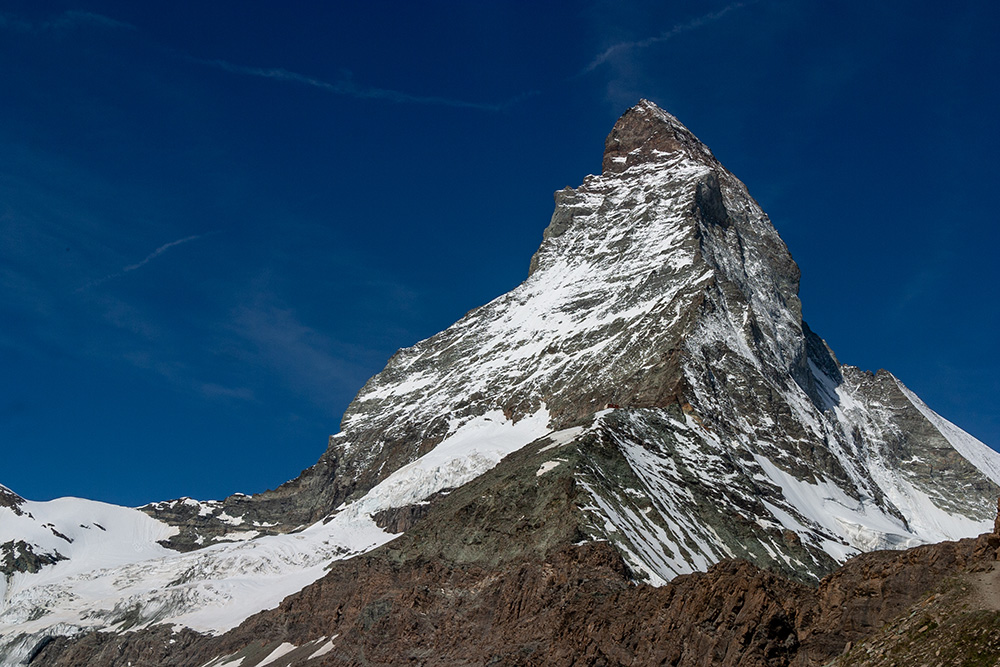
[319,99,1000,581]
[3,100,1000,663]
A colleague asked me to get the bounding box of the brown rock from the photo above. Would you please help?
[601,99,717,174]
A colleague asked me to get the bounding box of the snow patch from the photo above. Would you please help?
[309,635,338,659]
[538,426,585,453]
[362,408,552,510]
[216,512,245,526]
[212,530,259,542]
[258,642,297,665]
[753,454,919,557]
[536,460,565,477]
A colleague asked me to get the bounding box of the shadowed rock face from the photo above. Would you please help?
[8,100,1000,663]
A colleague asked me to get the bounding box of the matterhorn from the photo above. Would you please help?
[3,100,999,666]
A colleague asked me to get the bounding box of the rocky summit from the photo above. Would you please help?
[3,100,1000,666]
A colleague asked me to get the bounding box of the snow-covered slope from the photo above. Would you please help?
[3,100,999,664]
[0,411,555,663]
[567,401,1000,586]
[0,487,178,597]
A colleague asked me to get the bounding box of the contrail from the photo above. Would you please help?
[200,58,534,112]
[0,10,136,33]
[579,2,749,76]
[121,235,202,273]
[77,234,209,292]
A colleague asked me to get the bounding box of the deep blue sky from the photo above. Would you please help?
[3,2,998,506]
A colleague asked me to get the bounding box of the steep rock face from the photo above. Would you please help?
[275,100,1000,584]
[5,100,1000,662]
[135,102,999,576]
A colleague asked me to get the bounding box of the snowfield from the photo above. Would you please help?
[0,409,555,663]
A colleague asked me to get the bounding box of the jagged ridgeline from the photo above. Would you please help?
[3,100,1000,665]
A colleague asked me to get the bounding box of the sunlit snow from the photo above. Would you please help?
[0,409,554,659]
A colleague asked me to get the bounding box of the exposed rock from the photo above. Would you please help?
[0,486,25,516]
[140,456,347,551]
[371,502,432,534]
[1,540,65,580]
[824,559,1000,667]
[794,537,991,662]
[602,99,718,174]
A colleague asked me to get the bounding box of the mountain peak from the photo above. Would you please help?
[602,99,716,174]
[6,102,1000,665]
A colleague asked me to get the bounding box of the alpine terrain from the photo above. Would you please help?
[3,100,1000,666]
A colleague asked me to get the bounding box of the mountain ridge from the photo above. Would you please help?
[2,99,1000,664]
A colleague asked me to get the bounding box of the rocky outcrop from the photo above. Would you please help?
[0,487,25,516]
[819,525,1000,666]
[1,541,65,580]
[0,488,64,581]
[140,455,348,551]
[795,535,998,661]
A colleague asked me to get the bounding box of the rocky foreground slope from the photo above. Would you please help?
[4,100,1000,664]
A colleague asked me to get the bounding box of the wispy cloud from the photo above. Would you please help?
[229,298,371,406]
[2,11,530,112]
[55,10,136,31]
[122,234,202,272]
[198,58,535,112]
[77,233,210,292]
[0,10,136,34]
[579,2,750,76]
[200,383,256,401]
